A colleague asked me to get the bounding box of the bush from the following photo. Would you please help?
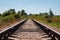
[45,15,49,18]
[47,18,52,23]
[14,14,20,19]
[2,15,14,22]
[2,11,10,17]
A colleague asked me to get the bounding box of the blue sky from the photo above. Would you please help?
[0,0,60,15]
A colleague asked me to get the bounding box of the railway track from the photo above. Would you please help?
[0,19,60,40]
[8,19,51,40]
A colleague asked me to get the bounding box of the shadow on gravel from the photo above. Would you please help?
[15,28,42,33]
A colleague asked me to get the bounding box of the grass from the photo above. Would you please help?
[0,9,27,30]
[31,15,60,28]
[0,15,27,29]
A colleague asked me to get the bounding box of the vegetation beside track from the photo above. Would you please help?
[0,9,28,29]
[30,9,60,28]
[0,8,60,29]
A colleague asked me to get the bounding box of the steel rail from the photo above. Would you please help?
[32,19,60,40]
[0,19,27,40]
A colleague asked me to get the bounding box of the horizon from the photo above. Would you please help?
[0,0,60,15]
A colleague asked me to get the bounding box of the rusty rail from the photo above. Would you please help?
[0,19,27,40]
[32,20,60,40]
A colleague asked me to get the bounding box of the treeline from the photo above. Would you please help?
[0,9,27,27]
[39,9,60,24]
[39,9,54,23]
[30,9,60,24]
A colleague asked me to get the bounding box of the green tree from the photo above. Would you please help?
[44,12,48,15]
[17,11,21,16]
[21,10,27,16]
[14,11,21,19]
[39,13,42,16]
[2,9,16,17]
[49,9,54,17]
[0,13,1,16]
[9,9,16,14]
[2,11,10,17]
[29,13,32,16]
[24,13,27,15]
[21,10,25,16]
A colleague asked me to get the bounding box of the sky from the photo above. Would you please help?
[0,0,60,15]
